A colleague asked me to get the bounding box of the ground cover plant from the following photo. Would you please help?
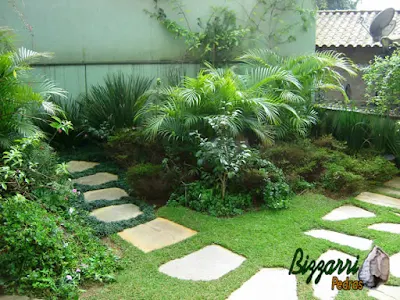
[81,193,400,300]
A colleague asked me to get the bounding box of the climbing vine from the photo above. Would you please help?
[145,0,315,64]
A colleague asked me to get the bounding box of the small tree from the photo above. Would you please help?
[193,115,252,200]
[363,50,400,114]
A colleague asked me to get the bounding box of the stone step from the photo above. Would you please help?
[368,223,400,234]
[118,218,197,253]
[356,192,400,210]
[228,268,297,300]
[368,285,400,300]
[84,187,128,202]
[304,229,373,250]
[66,160,99,173]
[375,187,400,198]
[311,250,357,300]
[158,245,246,281]
[72,172,118,186]
[384,177,400,190]
[390,253,400,278]
[90,204,142,222]
[322,205,375,221]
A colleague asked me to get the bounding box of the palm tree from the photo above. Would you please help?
[136,62,307,144]
[0,28,67,149]
[237,49,357,138]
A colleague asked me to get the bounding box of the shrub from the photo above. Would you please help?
[0,135,68,199]
[363,49,400,114]
[0,194,119,299]
[168,181,252,217]
[81,72,153,130]
[126,163,174,202]
[105,129,165,168]
[263,172,293,209]
[263,139,398,196]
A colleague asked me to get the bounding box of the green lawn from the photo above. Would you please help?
[83,193,400,300]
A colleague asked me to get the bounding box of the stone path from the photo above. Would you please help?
[228,268,297,300]
[159,245,246,281]
[69,162,400,300]
[312,250,357,300]
[118,218,197,253]
[368,223,400,234]
[304,229,373,250]
[356,192,400,210]
[322,205,375,221]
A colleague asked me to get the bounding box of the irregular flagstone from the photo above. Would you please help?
[390,253,400,278]
[312,250,357,300]
[66,160,99,173]
[368,285,400,300]
[228,268,297,300]
[90,204,142,222]
[368,223,400,234]
[159,245,246,281]
[0,297,32,300]
[384,177,400,190]
[118,218,196,253]
[304,229,373,250]
[84,187,128,202]
[376,187,400,198]
[356,192,400,210]
[322,205,375,221]
[72,172,117,186]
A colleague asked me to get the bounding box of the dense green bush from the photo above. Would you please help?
[127,163,175,203]
[363,49,400,114]
[168,181,252,217]
[0,194,120,299]
[105,129,165,168]
[263,138,398,196]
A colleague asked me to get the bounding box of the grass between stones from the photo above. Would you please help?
[81,193,400,300]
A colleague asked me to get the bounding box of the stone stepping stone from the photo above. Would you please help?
[368,285,400,300]
[66,160,99,173]
[312,250,357,300]
[72,172,117,186]
[159,245,246,281]
[390,252,400,278]
[384,177,400,190]
[368,223,400,234]
[304,229,372,250]
[322,205,375,221]
[228,268,297,300]
[376,187,400,198]
[356,192,400,210]
[90,204,142,222]
[84,187,128,202]
[118,218,197,253]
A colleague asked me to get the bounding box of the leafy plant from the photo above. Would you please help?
[137,61,307,144]
[168,181,252,217]
[0,135,68,199]
[237,49,357,138]
[146,3,250,64]
[363,49,400,114]
[0,28,68,150]
[0,194,120,299]
[193,116,253,200]
[81,72,153,130]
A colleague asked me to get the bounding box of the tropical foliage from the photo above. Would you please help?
[0,28,69,150]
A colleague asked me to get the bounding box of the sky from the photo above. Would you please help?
[357,0,400,10]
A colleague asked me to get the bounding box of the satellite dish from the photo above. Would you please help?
[370,8,396,42]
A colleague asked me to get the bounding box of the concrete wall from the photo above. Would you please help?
[1,0,316,98]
